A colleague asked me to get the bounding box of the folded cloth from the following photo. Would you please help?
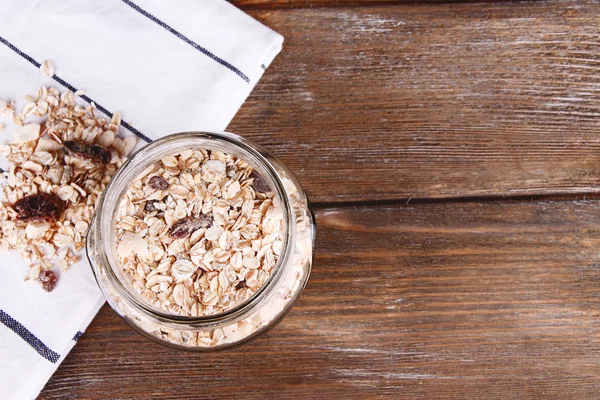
[0,1,283,398]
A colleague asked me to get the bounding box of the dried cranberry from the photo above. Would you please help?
[14,193,64,222]
[39,270,57,292]
[63,140,111,164]
[249,170,271,193]
[148,176,170,190]
[169,214,213,239]
[235,280,246,290]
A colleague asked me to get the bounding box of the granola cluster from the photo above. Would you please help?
[115,150,285,316]
[0,78,136,291]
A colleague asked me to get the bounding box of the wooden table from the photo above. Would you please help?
[41,1,600,398]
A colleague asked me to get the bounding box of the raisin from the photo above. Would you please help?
[169,214,213,239]
[39,270,57,292]
[14,193,64,222]
[149,176,170,190]
[235,280,246,290]
[144,201,157,212]
[63,140,111,164]
[249,170,271,193]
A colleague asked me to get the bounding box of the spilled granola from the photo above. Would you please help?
[115,150,284,317]
[0,84,137,291]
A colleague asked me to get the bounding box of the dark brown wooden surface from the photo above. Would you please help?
[230,0,600,203]
[41,1,600,399]
[231,0,507,10]
[231,0,430,9]
[42,201,600,399]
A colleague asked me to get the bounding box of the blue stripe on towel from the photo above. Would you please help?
[0,310,60,363]
[121,0,251,83]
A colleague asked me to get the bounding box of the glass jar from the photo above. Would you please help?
[86,131,315,350]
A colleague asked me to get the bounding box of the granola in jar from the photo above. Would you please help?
[114,149,285,317]
[88,132,315,350]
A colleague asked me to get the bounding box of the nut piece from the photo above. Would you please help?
[117,232,149,260]
[35,136,61,153]
[113,135,137,156]
[25,222,50,239]
[201,160,225,182]
[30,151,54,166]
[12,123,41,144]
[97,130,115,147]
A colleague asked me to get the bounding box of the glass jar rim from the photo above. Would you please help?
[87,131,296,326]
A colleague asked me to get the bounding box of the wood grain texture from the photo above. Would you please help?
[232,0,437,9]
[227,1,600,202]
[232,0,518,10]
[41,201,600,399]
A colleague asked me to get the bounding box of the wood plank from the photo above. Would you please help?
[232,0,507,10]
[41,200,600,399]
[227,1,600,202]
[232,0,420,9]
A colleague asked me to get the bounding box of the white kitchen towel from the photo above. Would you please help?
[0,1,283,398]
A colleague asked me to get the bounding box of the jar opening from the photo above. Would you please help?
[90,131,296,324]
